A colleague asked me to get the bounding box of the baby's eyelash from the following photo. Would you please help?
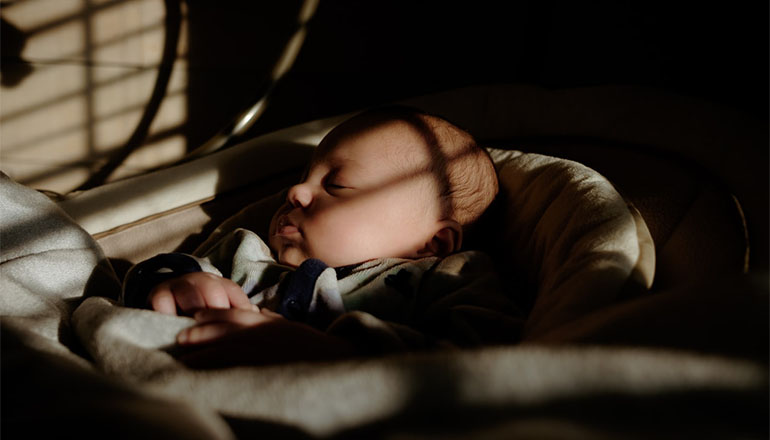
[322,170,347,190]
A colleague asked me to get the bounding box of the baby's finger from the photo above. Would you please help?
[170,279,206,312]
[150,287,178,315]
[195,273,231,309]
[223,280,253,310]
[258,308,283,319]
[177,322,239,345]
[193,308,270,326]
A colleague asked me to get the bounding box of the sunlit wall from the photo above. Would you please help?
[0,0,188,194]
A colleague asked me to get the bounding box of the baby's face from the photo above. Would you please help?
[268,122,441,267]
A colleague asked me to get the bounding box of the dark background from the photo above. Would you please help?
[183,1,768,147]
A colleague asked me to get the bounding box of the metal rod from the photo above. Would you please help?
[184,0,319,160]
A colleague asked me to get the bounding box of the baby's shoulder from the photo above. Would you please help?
[434,250,495,275]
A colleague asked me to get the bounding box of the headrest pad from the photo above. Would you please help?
[488,149,654,338]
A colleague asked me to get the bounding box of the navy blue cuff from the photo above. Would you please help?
[121,253,202,308]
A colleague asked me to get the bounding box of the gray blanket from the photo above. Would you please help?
[2,172,767,438]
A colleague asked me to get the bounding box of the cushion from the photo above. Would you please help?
[486,149,653,339]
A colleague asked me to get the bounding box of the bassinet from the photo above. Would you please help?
[2,84,767,438]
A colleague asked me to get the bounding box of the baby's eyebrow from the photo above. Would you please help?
[324,154,362,172]
[302,156,348,182]
[304,154,335,174]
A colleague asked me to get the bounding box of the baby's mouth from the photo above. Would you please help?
[275,214,300,237]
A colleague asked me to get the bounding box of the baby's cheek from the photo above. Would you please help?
[306,219,347,252]
[306,222,360,264]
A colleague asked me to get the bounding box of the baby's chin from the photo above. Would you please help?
[277,248,364,269]
[275,247,306,268]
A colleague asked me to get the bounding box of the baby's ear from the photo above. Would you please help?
[419,220,462,258]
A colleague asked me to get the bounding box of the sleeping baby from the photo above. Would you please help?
[122,106,520,365]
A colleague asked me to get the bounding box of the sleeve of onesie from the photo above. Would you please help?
[120,252,220,308]
[120,228,278,309]
[119,228,347,326]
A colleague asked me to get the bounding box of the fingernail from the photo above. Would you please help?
[177,331,188,344]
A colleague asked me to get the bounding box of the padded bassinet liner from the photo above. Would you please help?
[58,85,756,334]
[59,84,757,283]
[493,139,750,289]
[57,83,761,336]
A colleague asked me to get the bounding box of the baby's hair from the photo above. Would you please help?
[319,105,498,227]
[415,111,498,227]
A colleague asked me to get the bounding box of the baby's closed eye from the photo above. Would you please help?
[323,173,354,194]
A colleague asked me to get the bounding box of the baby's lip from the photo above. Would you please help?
[275,214,301,237]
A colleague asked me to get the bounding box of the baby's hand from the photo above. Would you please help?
[175,308,354,367]
[148,272,254,316]
[176,306,283,344]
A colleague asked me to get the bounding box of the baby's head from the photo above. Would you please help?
[269,106,498,267]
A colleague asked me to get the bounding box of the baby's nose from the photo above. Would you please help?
[287,183,313,208]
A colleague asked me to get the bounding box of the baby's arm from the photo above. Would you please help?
[121,239,268,315]
[149,272,254,316]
